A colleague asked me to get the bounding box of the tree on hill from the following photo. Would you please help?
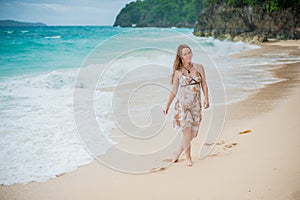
[114,0,203,27]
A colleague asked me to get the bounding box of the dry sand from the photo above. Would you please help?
[1,40,300,200]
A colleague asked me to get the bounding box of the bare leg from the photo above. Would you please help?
[191,123,199,138]
[173,146,183,163]
[173,127,192,163]
[183,127,193,166]
[192,130,198,138]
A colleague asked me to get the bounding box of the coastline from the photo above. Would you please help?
[1,40,300,199]
[227,40,300,121]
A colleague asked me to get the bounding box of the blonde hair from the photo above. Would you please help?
[171,44,192,84]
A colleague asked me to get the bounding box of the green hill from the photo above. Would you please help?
[0,20,47,27]
[114,0,203,28]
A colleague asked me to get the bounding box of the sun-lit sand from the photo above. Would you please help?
[1,40,300,200]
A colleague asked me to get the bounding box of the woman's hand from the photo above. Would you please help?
[163,106,169,115]
[204,99,209,109]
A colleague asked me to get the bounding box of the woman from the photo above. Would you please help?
[163,44,209,166]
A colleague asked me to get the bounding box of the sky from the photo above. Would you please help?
[0,0,134,25]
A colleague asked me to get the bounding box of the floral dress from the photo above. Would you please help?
[173,69,202,132]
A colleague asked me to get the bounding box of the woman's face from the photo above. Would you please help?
[181,47,193,63]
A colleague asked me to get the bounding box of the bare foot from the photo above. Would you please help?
[186,159,193,166]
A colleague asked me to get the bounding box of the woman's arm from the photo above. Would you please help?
[163,71,179,114]
[197,64,209,109]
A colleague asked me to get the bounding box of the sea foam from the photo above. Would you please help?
[0,69,113,185]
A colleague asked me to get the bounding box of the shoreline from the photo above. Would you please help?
[1,40,300,199]
[226,40,300,121]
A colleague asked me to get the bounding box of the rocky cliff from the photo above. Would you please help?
[194,4,300,43]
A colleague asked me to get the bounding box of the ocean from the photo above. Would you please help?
[1,26,299,185]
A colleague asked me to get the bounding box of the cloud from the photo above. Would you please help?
[16,1,71,12]
[0,0,134,25]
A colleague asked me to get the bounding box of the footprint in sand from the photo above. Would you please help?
[223,142,238,149]
[162,158,183,163]
[204,142,214,146]
[208,152,222,157]
[150,167,166,173]
[216,140,225,145]
[208,141,238,157]
[204,140,225,147]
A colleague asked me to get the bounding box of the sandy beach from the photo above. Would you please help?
[1,40,300,200]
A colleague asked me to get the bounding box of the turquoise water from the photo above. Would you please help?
[0,26,131,78]
[2,26,299,185]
